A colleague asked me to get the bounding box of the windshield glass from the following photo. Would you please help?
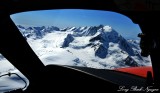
[10,9,151,70]
[0,54,28,92]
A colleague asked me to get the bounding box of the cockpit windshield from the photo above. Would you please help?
[0,9,153,93]
[9,9,151,70]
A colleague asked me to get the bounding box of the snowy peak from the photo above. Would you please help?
[72,25,109,36]
[17,25,114,38]
[17,25,25,30]
[17,25,60,39]
[103,25,112,32]
[88,26,135,57]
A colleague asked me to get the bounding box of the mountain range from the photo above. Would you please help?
[0,24,152,93]
[15,24,151,69]
[0,25,151,70]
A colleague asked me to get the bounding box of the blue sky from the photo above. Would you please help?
[10,9,141,39]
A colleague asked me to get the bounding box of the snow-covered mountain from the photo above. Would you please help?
[0,24,152,93]
[0,24,151,70]
[0,24,152,92]
[11,24,151,69]
[17,25,60,39]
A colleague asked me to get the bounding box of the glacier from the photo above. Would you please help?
[16,24,151,69]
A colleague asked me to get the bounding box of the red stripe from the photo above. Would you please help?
[114,66,153,78]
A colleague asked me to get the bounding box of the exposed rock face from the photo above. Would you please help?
[62,34,74,48]
[124,56,138,67]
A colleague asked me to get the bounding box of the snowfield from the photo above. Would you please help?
[0,59,28,93]
[0,25,151,92]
